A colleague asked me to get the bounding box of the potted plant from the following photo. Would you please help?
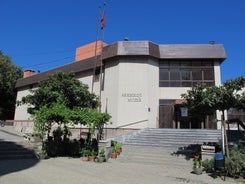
[89,149,97,161]
[111,144,118,159]
[81,148,90,161]
[193,153,202,175]
[98,148,106,163]
[117,143,122,154]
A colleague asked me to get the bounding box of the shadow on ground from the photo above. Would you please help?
[171,144,202,160]
[0,140,40,177]
[0,158,39,176]
[171,142,221,161]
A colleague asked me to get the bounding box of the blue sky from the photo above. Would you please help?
[0,0,244,82]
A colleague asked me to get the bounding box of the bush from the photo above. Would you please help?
[202,158,214,173]
[225,147,245,178]
[202,147,245,178]
[43,138,86,157]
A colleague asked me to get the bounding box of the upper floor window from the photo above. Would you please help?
[159,60,215,87]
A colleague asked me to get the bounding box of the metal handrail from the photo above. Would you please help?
[116,119,148,128]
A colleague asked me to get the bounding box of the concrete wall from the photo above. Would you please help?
[117,58,148,129]
[101,59,120,127]
[14,87,33,120]
[146,58,159,128]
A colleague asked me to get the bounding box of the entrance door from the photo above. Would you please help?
[159,105,174,128]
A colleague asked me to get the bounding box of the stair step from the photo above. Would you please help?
[0,141,37,160]
[114,145,192,166]
[121,128,222,153]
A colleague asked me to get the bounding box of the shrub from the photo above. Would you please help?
[202,147,245,178]
[202,158,214,173]
[225,147,245,178]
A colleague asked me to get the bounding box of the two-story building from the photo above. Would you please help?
[14,40,226,137]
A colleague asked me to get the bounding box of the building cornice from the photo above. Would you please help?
[16,41,226,89]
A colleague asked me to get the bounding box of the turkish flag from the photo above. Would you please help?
[101,12,105,29]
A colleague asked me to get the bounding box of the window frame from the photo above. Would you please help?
[159,60,215,87]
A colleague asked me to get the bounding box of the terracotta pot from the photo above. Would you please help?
[111,152,117,159]
[82,156,89,161]
[89,156,95,161]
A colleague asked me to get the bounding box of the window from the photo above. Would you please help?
[159,60,215,87]
[170,69,180,80]
[94,68,100,82]
[192,68,202,80]
[160,68,169,80]
[181,69,191,80]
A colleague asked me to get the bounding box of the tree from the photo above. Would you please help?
[0,51,22,120]
[20,72,110,141]
[181,76,245,158]
[21,72,99,114]
[181,83,215,123]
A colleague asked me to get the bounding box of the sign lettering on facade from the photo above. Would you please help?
[121,93,142,102]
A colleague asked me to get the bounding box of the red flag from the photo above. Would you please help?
[101,11,105,29]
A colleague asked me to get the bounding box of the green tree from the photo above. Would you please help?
[181,76,245,158]
[20,72,110,141]
[181,83,215,123]
[21,72,99,114]
[0,51,22,120]
[209,77,245,157]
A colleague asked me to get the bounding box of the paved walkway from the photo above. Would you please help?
[0,157,237,184]
[0,126,23,142]
[0,126,239,184]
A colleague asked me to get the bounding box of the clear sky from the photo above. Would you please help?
[0,0,244,82]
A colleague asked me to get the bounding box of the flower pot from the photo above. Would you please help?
[111,152,117,159]
[98,156,105,163]
[82,156,89,161]
[193,167,202,175]
[89,156,95,161]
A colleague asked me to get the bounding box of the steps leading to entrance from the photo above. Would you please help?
[123,128,222,152]
[113,129,221,166]
[0,141,37,160]
[114,145,192,167]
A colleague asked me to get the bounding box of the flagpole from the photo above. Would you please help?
[91,6,101,94]
[99,3,106,113]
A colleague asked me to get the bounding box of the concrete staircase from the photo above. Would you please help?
[115,145,193,167]
[112,129,222,166]
[0,141,37,160]
[123,128,222,151]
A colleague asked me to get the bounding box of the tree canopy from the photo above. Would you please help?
[0,51,22,120]
[20,72,110,140]
[181,76,245,157]
[21,72,99,114]
[181,76,245,120]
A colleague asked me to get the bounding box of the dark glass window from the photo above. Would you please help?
[203,68,214,80]
[170,81,180,87]
[182,81,192,87]
[170,69,180,80]
[160,69,169,80]
[192,61,202,66]
[159,82,169,87]
[169,61,179,67]
[159,60,215,87]
[181,69,191,80]
[192,68,202,80]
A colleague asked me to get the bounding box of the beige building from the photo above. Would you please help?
[14,41,227,136]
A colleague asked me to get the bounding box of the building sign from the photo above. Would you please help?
[122,93,142,102]
[180,107,188,117]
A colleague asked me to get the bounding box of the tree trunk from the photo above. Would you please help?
[222,111,230,158]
